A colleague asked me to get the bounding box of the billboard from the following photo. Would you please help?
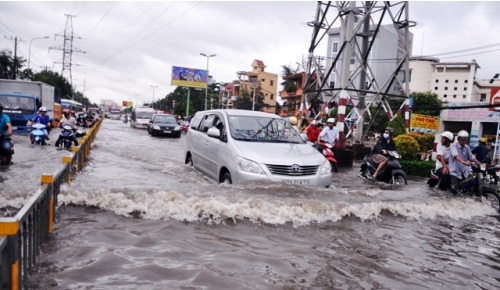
[171,66,207,89]
[410,113,440,133]
[489,87,500,111]
[122,101,133,107]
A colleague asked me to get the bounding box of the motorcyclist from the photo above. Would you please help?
[449,130,481,192]
[288,116,300,132]
[0,103,13,137]
[433,131,454,190]
[55,108,79,147]
[305,120,321,148]
[472,137,489,163]
[27,106,51,143]
[370,127,397,180]
[318,118,339,147]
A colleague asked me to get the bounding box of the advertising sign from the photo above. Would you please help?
[489,87,500,111]
[171,66,207,89]
[410,113,440,133]
[122,101,133,107]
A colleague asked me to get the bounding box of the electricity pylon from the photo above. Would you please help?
[300,1,415,143]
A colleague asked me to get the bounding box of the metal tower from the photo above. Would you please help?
[49,14,85,97]
[300,1,415,143]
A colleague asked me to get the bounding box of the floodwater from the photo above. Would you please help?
[2,120,499,289]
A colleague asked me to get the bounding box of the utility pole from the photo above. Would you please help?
[4,36,23,79]
[49,14,86,99]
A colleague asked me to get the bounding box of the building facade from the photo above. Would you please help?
[218,60,278,113]
[408,57,500,150]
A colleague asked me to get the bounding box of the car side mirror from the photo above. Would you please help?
[207,127,221,139]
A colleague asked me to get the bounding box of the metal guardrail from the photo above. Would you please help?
[0,117,103,290]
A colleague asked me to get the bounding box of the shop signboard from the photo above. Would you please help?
[410,113,440,133]
[489,87,500,111]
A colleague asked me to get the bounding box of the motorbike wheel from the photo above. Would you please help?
[490,173,498,185]
[331,162,338,173]
[483,188,500,213]
[64,141,72,150]
[390,173,407,185]
[1,155,12,166]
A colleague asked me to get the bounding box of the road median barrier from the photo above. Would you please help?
[0,117,104,290]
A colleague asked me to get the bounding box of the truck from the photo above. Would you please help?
[0,79,55,133]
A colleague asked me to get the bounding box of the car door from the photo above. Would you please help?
[204,113,225,181]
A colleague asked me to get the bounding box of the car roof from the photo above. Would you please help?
[199,109,280,118]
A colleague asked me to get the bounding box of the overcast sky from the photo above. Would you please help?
[1,1,499,106]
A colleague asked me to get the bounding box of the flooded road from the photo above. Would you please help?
[3,120,499,289]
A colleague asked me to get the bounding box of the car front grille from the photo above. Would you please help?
[265,164,318,176]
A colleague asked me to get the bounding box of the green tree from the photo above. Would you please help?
[281,64,299,93]
[411,91,442,116]
[386,114,406,137]
[234,87,266,111]
[32,69,73,100]
[0,49,25,80]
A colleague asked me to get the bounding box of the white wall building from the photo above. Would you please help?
[409,57,500,151]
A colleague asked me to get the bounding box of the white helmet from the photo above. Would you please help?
[39,106,47,112]
[440,131,454,142]
[327,118,335,123]
[457,130,469,139]
[288,116,298,125]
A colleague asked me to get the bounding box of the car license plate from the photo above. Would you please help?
[164,130,172,133]
[282,179,310,186]
[12,127,17,130]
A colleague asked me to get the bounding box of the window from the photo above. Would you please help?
[445,80,449,83]
[465,80,468,83]
[454,87,457,91]
[261,78,265,82]
[434,87,438,90]
[190,114,203,130]
[435,79,439,83]
[445,87,448,90]
[480,93,487,101]
[453,95,457,98]
[455,80,458,83]
[270,80,274,86]
[350,59,355,64]
[332,42,338,52]
[270,94,274,100]
[201,115,215,133]
[463,95,466,99]
[444,94,448,98]
[464,87,467,91]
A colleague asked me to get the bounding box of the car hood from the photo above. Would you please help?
[233,141,325,165]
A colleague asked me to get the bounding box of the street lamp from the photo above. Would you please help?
[200,53,216,110]
[28,36,49,72]
[150,85,158,111]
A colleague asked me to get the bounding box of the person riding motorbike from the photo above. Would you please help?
[288,116,300,132]
[472,137,489,163]
[432,131,454,190]
[0,103,13,137]
[27,106,51,143]
[305,120,321,148]
[55,108,79,147]
[370,127,397,180]
[318,118,339,147]
[449,130,481,193]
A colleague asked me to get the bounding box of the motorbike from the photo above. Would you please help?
[75,126,87,138]
[485,164,499,185]
[30,123,49,145]
[0,134,14,166]
[182,123,189,134]
[58,124,76,150]
[427,163,500,213]
[318,141,338,172]
[359,150,408,185]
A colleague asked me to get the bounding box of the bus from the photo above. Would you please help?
[61,99,83,112]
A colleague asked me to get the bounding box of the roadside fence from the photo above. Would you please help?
[0,117,103,290]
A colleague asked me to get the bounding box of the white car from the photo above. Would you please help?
[184,109,332,187]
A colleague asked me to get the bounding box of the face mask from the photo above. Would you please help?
[383,133,389,139]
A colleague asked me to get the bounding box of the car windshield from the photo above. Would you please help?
[228,115,304,143]
[136,112,154,119]
[154,115,177,124]
[0,95,36,114]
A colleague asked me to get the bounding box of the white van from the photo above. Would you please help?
[130,107,155,129]
[184,109,332,187]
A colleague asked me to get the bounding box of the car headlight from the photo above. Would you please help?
[236,156,265,175]
[153,125,160,130]
[320,160,331,175]
[174,126,181,131]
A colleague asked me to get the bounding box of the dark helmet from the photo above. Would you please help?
[62,108,71,115]
[385,127,394,136]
